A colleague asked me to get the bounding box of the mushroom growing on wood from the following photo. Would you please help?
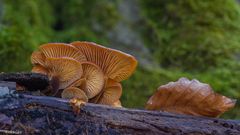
[90,79,122,105]
[71,41,137,82]
[44,57,83,92]
[62,87,88,114]
[145,77,236,117]
[30,41,138,109]
[62,87,88,102]
[69,62,104,98]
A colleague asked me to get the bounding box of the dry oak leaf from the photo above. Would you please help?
[145,77,236,117]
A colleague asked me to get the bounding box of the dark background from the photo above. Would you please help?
[0,0,240,119]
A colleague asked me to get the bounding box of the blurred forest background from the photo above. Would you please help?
[1,0,240,119]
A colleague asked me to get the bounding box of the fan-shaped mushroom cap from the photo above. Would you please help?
[71,41,137,82]
[62,87,88,102]
[44,57,83,90]
[111,100,122,107]
[145,77,236,117]
[70,62,104,98]
[31,51,46,66]
[40,43,86,62]
[91,79,122,105]
[31,65,48,75]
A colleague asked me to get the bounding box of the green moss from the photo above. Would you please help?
[141,0,240,70]
[0,0,53,71]
[49,0,119,44]
[0,0,119,71]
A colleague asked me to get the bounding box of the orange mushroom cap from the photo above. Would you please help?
[31,51,46,66]
[70,62,104,98]
[39,43,86,62]
[71,41,137,82]
[62,87,88,102]
[31,65,48,75]
[145,77,236,117]
[91,79,122,105]
[44,57,83,90]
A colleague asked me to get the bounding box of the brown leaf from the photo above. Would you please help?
[145,77,236,117]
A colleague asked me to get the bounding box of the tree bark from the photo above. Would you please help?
[0,93,240,135]
[0,72,49,91]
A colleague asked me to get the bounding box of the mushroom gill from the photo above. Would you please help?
[31,51,46,66]
[44,57,83,90]
[145,77,236,117]
[70,62,104,98]
[39,43,86,62]
[62,87,88,102]
[71,41,137,82]
[31,65,48,75]
[90,79,122,105]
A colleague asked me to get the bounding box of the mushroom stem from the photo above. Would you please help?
[69,98,86,114]
[50,76,60,96]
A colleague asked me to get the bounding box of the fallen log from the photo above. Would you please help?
[0,75,240,135]
[0,92,240,135]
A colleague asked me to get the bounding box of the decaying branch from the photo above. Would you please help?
[0,72,49,91]
[0,73,240,135]
[0,93,240,135]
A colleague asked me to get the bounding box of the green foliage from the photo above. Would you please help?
[49,0,119,44]
[0,0,119,71]
[141,0,240,70]
[0,0,53,71]
[121,68,186,108]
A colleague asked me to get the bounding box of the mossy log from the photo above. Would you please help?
[0,73,240,135]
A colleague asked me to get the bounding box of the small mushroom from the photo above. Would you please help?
[62,87,88,102]
[111,100,122,107]
[44,57,83,91]
[31,51,45,66]
[90,79,122,105]
[39,43,86,62]
[70,62,104,98]
[145,77,236,117]
[71,41,137,82]
[31,65,48,75]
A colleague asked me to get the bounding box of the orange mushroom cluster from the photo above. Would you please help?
[31,42,137,107]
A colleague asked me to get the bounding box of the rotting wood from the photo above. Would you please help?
[0,93,239,135]
[0,75,240,135]
[0,72,49,91]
